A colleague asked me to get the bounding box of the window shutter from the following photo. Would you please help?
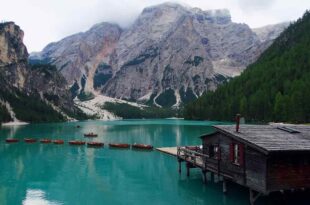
[229,143,234,162]
[239,143,244,166]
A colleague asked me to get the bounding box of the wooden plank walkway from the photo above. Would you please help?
[156,147,178,156]
[156,147,205,168]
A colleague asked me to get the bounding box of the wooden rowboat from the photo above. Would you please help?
[132,144,153,150]
[5,138,19,143]
[109,143,130,149]
[87,142,104,147]
[24,138,37,143]
[53,140,64,144]
[69,141,85,145]
[84,133,98,137]
[40,139,52,144]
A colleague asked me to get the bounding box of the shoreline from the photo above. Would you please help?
[1,121,29,126]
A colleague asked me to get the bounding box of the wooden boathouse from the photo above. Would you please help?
[176,122,310,204]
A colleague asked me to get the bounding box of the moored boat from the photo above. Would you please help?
[53,140,64,144]
[108,143,130,149]
[5,138,19,143]
[87,142,104,147]
[69,140,86,145]
[84,133,98,137]
[40,139,52,144]
[132,143,153,150]
[24,138,37,143]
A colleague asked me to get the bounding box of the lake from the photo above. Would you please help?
[0,119,308,205]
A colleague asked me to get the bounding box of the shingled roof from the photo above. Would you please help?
[212,125,310,154]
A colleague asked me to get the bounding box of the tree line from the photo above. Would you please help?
[184,11,310,123]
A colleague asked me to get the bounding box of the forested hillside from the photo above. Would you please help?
[184,11,310,123]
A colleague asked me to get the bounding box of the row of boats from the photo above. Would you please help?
[5,138,153,150]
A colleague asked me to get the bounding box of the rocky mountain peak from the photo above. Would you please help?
[0,22,28,66]
[30,22,122,93]
[198,9,231,24]
[142,2,188,14]
[30,3,288,107]
[0,22,84,122]
[252,22,290,42]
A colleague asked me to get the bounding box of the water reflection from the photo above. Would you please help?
[23,189,62,205]
[2,120,260,205]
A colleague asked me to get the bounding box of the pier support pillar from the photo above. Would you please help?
[186,162,190,177]
[202,170,207,184]
[178,160,182,174]
[211,172,214,182]
[222,179,227,194]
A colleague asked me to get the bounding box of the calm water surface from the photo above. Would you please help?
[0,119,308,205]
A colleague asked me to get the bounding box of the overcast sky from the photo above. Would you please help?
[1,0,309,52]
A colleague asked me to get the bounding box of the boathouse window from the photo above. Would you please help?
[234,144,239,164]
[209,144,220,160]
[230,143,244,166]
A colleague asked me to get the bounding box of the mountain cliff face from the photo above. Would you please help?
[0,22,28,88]
[184,11,310,123]
[252,22,290,43]
[30,3,287,107]
[0,22,83,123]
[31,23,122,97]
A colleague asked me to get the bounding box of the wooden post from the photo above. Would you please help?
[214,174,218,183]
[219,175,223,182]
[186,162,190,177]
[223,178,227,194]
[202,170,207,184]
[178,160,182,174]
[211,172,214,182]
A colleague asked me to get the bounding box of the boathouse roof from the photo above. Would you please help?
[209,125,310,154]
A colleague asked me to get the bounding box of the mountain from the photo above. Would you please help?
[252,22,290,45]
[184,11,310,123]
[0,22,85,123]
[30,3,287,107]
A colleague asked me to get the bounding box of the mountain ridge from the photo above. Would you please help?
[0,22,85,123]
[30,3,288,107]
[184,11,310,123]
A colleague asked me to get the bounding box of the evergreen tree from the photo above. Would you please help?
[184,11,310,123]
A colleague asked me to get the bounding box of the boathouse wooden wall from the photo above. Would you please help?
[202,133,268,193]
[267,152,310,192]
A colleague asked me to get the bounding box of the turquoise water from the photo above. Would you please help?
[0,119,308,205]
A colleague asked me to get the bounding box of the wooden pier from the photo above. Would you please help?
[156,147,178,156]
[156,123,310,204]
[157,146,231,186]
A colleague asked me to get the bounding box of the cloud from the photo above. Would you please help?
[0,0,307,52]
[237,0,275,11]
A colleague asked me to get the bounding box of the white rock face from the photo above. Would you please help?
[252,22,290,42]
[30,3,288,107]
[74,94,147,120]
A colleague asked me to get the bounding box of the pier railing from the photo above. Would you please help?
[177,147,208,168]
